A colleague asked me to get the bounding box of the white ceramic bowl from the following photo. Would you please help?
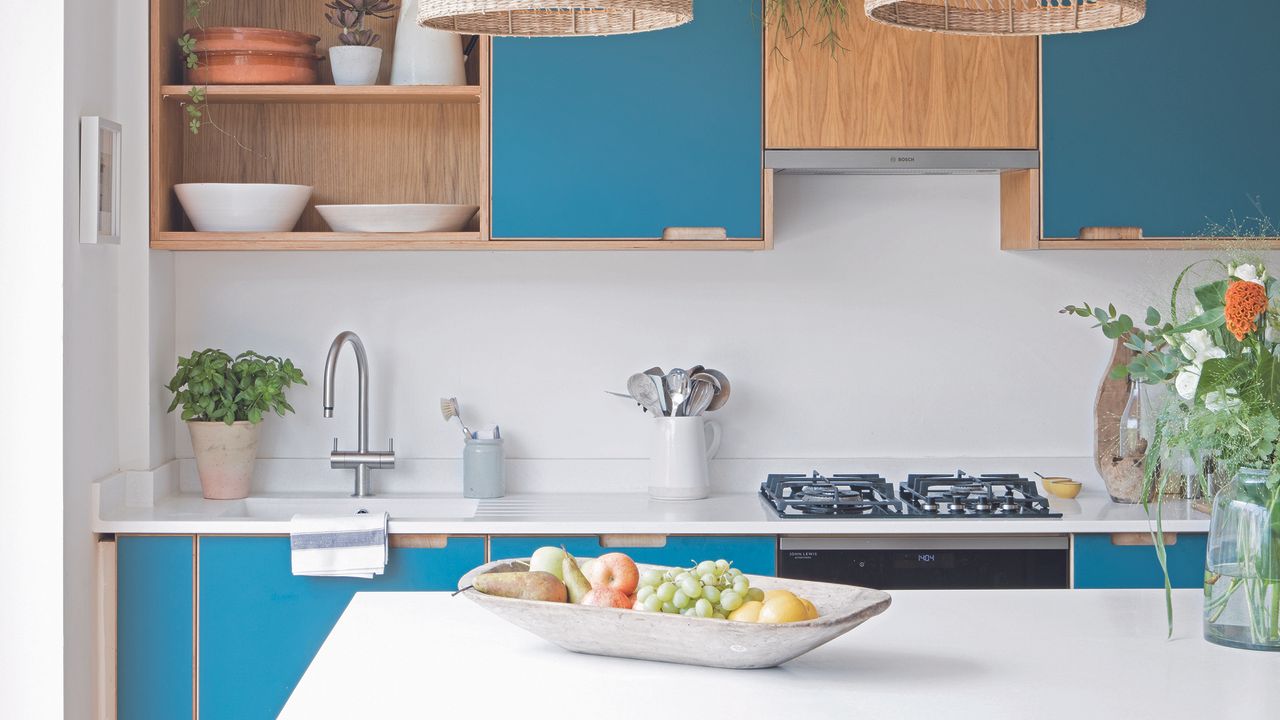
[459,559,892,669]
[315,203,479,233]
[175,183,312,232]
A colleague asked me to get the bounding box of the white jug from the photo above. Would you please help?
[391,2,466,85]
[649,416,722,501]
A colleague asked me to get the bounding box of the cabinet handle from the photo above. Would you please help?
[391,534,449,549]
[1110,532,1177,547]
[1079,226,1144,240]
[599,534,668,548]
[661,227,727,241]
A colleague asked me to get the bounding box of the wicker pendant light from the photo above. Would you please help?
[865,0,1145,36]
[417,0,693,37]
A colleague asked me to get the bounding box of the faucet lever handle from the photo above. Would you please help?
[388,438,395,454]
[332,437,339,452]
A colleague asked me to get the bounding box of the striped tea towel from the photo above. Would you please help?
[290,512,389,579]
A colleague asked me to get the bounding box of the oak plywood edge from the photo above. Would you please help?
[765,7,1038,149]
[159,85,481,104]
[152,233,768,251]
[1039,238,1280,250]
[1000,169,1040,250]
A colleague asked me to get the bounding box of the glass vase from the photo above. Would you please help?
[1204,468,1280,651]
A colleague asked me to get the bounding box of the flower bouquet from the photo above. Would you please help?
[1064,260,1280,650]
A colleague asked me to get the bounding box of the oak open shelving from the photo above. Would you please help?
[149,0,491,251]
[159,84,482,104]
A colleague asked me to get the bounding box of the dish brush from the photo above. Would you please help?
[440,397,471,440]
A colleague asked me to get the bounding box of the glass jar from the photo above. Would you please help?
[463,437,505,499]
[1204,467,1280,651]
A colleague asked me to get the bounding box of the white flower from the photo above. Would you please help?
[1204,389,1242,413]
[1178,329,1226,367]
[1175,366,1201,401]
[1231,263,1267,286]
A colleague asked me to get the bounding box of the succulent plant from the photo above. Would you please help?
[325,0,398,47]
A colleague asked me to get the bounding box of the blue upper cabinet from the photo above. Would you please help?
[491,2,762,239]
[198,536,484,720]
[1042,0,1280,238]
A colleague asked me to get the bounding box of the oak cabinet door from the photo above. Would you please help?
[765,9,1037,149]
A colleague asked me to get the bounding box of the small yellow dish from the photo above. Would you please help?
[1042,477,1082,499]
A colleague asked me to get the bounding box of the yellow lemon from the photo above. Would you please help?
[799,597,819,620]
[758,594,810,624]
[762,589,797,603]
[728,600,764,622]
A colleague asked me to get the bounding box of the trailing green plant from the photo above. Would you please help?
[175,0,261,158]
[178,0,213,134]
[325,0,397,47]
[762,0,851,58]
[166,349,306,426]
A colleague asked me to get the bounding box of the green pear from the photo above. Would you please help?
[474,571,567,602]
[562,552,593,604]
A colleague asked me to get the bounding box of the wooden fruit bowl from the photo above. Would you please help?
[458,559,892,669]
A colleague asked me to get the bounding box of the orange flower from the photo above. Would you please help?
[1224,280,1269,341]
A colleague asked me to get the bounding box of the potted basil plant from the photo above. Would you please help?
[325,0,397,85]
[166,349,307,499]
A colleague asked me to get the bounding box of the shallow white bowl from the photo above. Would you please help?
[459,559,892,669]
[315,203,479,233]
[175,183,312,232]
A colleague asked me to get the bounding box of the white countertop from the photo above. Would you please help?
[281,590,1277,720]
[93,457,1210,535]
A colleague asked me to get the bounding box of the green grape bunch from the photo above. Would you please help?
[633,559,766,619]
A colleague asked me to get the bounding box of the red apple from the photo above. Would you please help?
[583,552,639,595]
[582,587,632,609]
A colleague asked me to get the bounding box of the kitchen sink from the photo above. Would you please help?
[231,496,479,520]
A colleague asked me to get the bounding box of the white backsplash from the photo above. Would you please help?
[173,174,1265,468]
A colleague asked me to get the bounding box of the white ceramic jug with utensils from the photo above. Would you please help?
[649,416,721,500]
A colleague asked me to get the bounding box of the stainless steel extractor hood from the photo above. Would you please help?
[765,149,1039,175]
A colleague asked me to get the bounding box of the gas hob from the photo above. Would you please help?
[760,470,1061,519]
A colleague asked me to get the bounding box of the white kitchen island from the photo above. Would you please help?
[281,589,1278,720]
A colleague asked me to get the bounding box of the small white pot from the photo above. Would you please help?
[329,45,382,85]
[188,420,260,500]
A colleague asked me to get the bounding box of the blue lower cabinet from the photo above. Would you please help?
[197,535,484,720]
[488,535,777,576]
[117,536,195,720]
[1073,533,1208,589]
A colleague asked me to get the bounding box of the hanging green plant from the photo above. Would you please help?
[761,0,851,58]
[179,0,212,134]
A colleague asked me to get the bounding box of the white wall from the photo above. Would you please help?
[0,5,66,719]
[63,0,128,717]
[173,174,1271,470]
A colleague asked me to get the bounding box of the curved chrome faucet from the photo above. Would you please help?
[323,331,394,497]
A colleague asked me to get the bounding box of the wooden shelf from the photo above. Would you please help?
[152,232,767,251]
[1038,238,1280,250]
[160,84,482,104]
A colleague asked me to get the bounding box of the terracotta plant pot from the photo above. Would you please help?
[187,420,260,500]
